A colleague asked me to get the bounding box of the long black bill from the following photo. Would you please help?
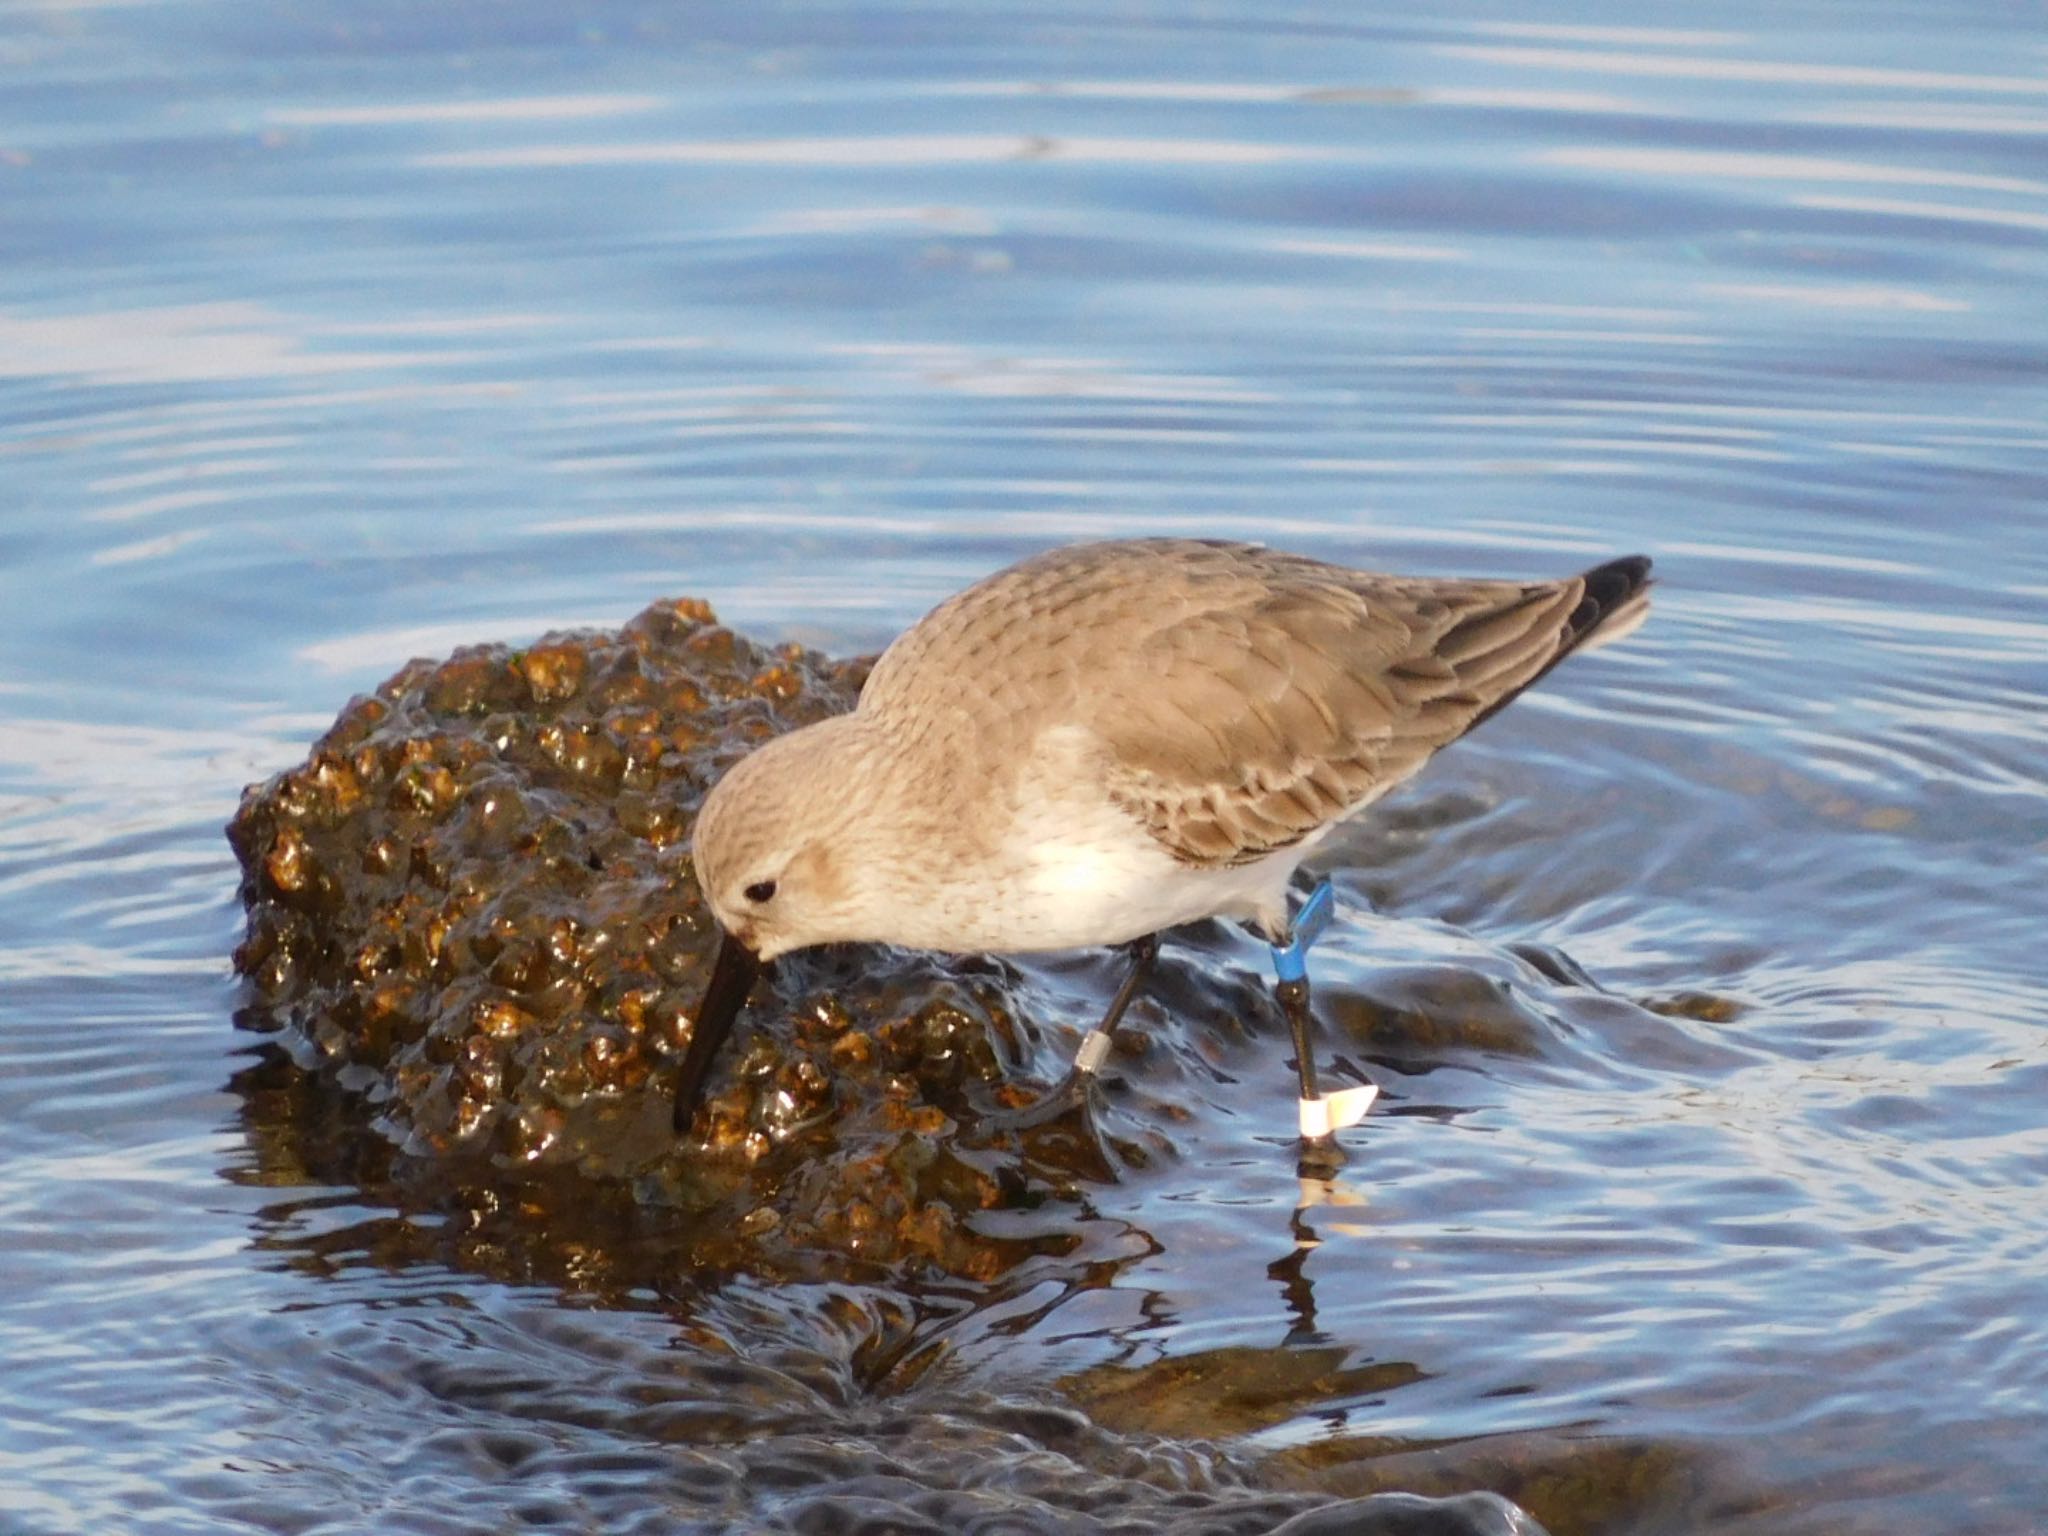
[672,929,762,1132]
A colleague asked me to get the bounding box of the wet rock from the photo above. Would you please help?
[1063,1345,1427,1442]
[1269,1430,1705,1536]
[228,598,1081,1280]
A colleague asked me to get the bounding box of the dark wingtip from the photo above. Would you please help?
[1568,554,1654,642]
[1447,553,1656,738]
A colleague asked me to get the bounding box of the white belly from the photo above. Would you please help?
[983,783,1312,952]
[865,722,1323,955]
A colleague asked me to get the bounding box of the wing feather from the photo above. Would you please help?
[858,540,1652,870]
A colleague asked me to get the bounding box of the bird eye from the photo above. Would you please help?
[743,880,777,903]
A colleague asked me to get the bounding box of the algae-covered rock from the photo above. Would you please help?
[228,598,1077,1280]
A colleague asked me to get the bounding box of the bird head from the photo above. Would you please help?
[672,717,870,1130]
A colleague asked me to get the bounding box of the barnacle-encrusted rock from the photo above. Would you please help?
[228,598,1078,1279]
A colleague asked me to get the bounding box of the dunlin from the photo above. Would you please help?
[676,538,1651,1147]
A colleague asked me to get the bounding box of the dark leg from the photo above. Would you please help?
[1277,976,1322,1104]
[1073,933,1160,1074]
[986,934,1159,1131]
[1267,879,1374,1162]
[1278,971,1348,1174]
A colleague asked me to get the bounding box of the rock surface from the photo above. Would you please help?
[229,599,1085,1280]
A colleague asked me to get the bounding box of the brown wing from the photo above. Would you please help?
[1082,548,1652,867]
[860,540,1651,869]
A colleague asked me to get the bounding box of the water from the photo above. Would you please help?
[3,0,2046,1530]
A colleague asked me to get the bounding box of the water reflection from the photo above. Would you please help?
[268,94,666,127]
[228,1040,1580,1531]
[1539,145,2048,196]
[422,135,1335,170]
[1440,42,2048,96]
[0,303,473,384]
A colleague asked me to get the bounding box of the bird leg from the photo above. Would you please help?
[1268,879,1377,1153]
[1277,976,1321,1101]
[985,933,1160,1131]
[1071,932,1160,1079]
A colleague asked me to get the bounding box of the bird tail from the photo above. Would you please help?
[1564,554,1654,656]
[1453,554,1653,735]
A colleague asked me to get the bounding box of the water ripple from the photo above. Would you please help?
[1,1,2045,1531]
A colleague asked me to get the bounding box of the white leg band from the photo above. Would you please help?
[1074,1030,1113,1075]
[1297,1084,1379,1140]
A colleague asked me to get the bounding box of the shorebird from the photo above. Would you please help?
[675,539,1651,1148]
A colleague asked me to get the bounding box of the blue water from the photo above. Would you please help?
[3,1,2046,1531]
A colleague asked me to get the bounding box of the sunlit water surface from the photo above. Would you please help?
[2,1,2045,1532]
